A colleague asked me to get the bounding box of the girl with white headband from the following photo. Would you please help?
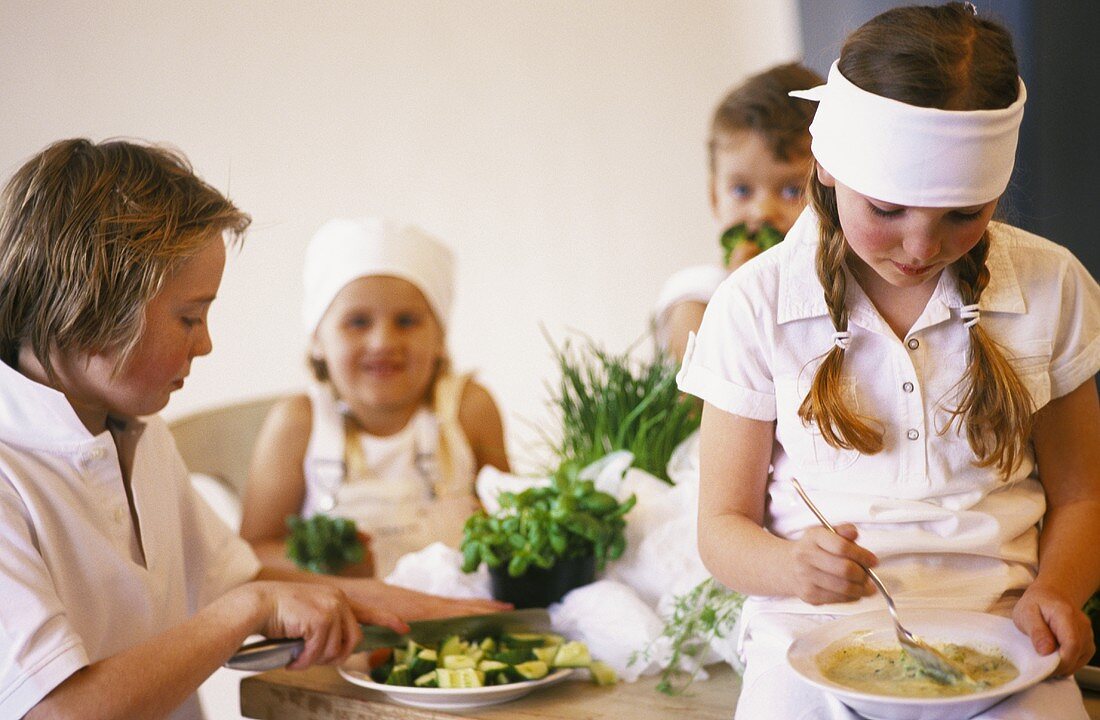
[240,218,510,578]
[677,4,1100,718]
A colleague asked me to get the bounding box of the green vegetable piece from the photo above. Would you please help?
[502,632,548,649]
[284,514,364,575]
[436,668,484,689]
[490,647,535,665]
[589,660,618,686]
[533,645,560,665]
[477,660,509,673]
[438,635,464,659]
[385,664,410,686]
[513,660,549,681]
[413,670,438,687]
[479,637,497,653]
[719,222,784,265]
[417,648,437,663]
[551,641,592,668]
[442,654,477,671]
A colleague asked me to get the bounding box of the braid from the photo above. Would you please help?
[942,230,1033,477]
[798,176,884,454]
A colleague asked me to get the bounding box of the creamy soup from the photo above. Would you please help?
[817,642,1018,698]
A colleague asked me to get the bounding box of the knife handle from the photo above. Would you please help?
[225,637,304,671]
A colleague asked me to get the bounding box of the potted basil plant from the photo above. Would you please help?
[460,461,636,608]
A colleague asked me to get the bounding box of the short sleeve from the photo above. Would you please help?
[182,478,261,608]
[654,265,728,323]
[676,270,777,421]
[0,481,88,718]
[1048,252,1100,398]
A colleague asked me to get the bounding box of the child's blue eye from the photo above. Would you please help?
[729,184,751,199]
[780,184,803,201]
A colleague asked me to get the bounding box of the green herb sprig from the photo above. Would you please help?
[548,337,700,484]
[285,514,365,575]
[631,577,745,695]
[460,461,637,577]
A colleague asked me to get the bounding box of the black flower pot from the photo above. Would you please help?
[488,554,596,609]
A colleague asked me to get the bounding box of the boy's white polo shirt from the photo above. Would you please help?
[0,360,261,719]
[678,207,1100,618]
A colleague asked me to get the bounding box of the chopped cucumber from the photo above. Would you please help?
[436,667,484,689]
[513,660,549,680]
[417,649,437,663]
[385,664,410,686]
[441,654,478,671]
[413,670,438,687]
[477,660,509,673]
[502,632,547,649]
[589,660,617,686]
[438,635,465,659]
[551,641,592,668]
[533,645,560,665]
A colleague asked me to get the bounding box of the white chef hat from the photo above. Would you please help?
[302,217,454,334]
[790,61,1026,207]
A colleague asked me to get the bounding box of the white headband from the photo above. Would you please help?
[302,217,454,334]
[790,61,1026,207]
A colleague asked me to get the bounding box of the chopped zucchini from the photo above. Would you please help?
[436,667,484,689]
[589,660,617,686]
[490,648,535,665]
[502,632,547,649]
[479,637,497,652]
[413,670,438,687]
[513,660,549,680]
[417,648,437,663]
[441,654,478,671]
[551,641,592,668]
[477,660,509,673]
[385,664,410,686]
[438,635,465,659]
[533,645,560,665]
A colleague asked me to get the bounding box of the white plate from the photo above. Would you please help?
[338,663,574,710]
[787,609,1059,720]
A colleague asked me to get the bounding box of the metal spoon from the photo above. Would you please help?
[790,478,974,685]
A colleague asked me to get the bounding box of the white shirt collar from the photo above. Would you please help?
[0,358,101,448]
[777,207,1026,326]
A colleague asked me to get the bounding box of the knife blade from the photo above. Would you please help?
[225,608,552,672]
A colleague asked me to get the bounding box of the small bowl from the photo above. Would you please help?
[787,609,1059,720]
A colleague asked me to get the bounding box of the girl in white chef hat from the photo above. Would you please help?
[241,218,510,578]
[678,3,1100,718]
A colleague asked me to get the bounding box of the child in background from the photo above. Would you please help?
[240,218,510,578]
[678,4,1100,718]
[0,139,505,720]
[655,62,823,362]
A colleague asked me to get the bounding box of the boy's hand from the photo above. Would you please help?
[245,581,404,670]
[1013,583,1095,677]
[788,523,878,605]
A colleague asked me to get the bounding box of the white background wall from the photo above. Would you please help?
[0,0,800,470]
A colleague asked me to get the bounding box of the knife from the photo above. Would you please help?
[225,608,553,672]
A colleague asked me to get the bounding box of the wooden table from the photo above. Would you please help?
[241,664,1100,720]
[241,664,739,720]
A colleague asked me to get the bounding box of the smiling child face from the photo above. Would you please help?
[311,275,444,421]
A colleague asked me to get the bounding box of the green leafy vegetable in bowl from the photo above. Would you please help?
[366,632,617,688]
[285,513,364,574]
[460,461,636,578]
[719,222,784,265]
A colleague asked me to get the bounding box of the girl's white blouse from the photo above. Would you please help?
[678,207,1100,617]
[0,360,260,719]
